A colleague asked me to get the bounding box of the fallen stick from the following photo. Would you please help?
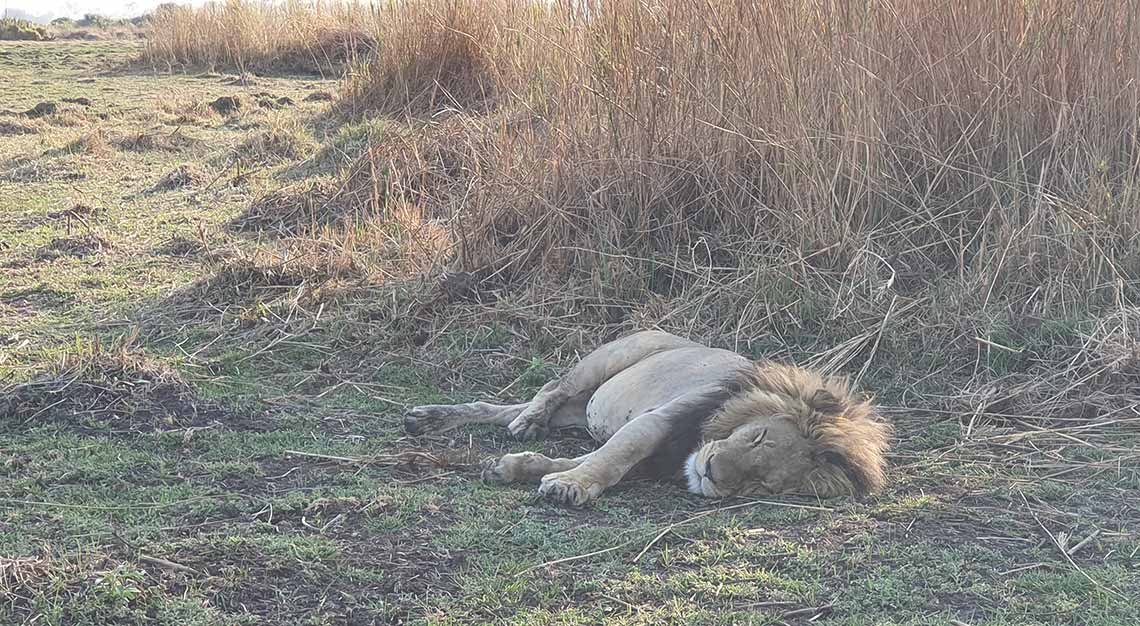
[139,554,201,576]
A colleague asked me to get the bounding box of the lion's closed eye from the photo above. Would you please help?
[749,428,768,447]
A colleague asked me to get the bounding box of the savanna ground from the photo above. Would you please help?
[2,2,1140,624]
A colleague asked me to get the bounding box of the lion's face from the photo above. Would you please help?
[683,417,817,498]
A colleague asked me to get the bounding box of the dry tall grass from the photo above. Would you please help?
[152,0,1140,414]
[142,1,374,74]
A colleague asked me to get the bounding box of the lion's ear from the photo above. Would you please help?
[808,388,845,416]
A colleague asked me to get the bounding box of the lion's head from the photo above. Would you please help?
[683,363,892,498]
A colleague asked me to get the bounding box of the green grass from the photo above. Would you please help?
[1,39,1138,626]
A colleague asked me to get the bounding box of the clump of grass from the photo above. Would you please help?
[49,13,148,41]
[951,306,1140,423]
[0,339,255,434]
[35,234,110,260]
[232,118,318,164]
[160,99,216,126]
[232,177,350,236]
[341,0,502,116]
[0,18,51,41]
[153,234,207,258]
[331,2,1140,338]
[1,156,87,183]
[46,130,112,157]
[146,0,1140,424]
[141,1,373,75]
[151,163,208,191]
[112,128,199,153]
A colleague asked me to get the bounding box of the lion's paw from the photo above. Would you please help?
[482,452,552,484]
[481,454,524,484]
[507,407,548,441]
[403,405,457,435]
[538,472,600,507]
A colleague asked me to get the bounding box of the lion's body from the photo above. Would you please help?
[584,345,750,442]
[406,331,892,506]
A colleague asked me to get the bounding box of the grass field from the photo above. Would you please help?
[2,6,1140,625]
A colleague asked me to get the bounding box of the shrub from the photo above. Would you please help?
[0,18,51,41]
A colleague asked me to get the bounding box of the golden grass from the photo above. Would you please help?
[329,0,1140,313]
[141,1,374,74]
[147,0,1140,408]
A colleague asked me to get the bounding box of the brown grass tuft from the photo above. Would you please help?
[340,0,502,116]
[113,128,199,153]
[142,1,373,75]
[35,234,110,260]
[232,177,351,236]
[152,163,209,191]
[232,119,317,164]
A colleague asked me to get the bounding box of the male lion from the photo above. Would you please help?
[405,331,892,506]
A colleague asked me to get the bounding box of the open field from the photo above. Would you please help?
[3,1,1140,623]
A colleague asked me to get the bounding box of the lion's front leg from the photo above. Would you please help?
[536,430,654,506]
[536,383,726,506]
[481,451,587,484]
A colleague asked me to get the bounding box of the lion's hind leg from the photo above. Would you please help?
[406,387,588,437]
[404,401,529,435]
[507,331,697,440]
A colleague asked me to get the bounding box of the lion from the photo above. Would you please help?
[405,331,892,506]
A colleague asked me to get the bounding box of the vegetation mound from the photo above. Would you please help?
[0,18,51,41]
[0,120,38,136]
[230,178,350,236]
[0,343,260,435]
[152,163,207,191]
[35,234,109,260]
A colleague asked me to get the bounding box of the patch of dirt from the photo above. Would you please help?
[161,530,461,624]
[34,234,109,260]
[303,91,335,102]
[0,347,268,435]
[151,163,208,192]
[60,97,93,106]
[208,96,242,116]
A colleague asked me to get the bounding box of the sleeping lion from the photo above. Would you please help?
[405,331,892,506]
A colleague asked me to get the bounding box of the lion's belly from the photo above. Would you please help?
[584,347,750,442]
